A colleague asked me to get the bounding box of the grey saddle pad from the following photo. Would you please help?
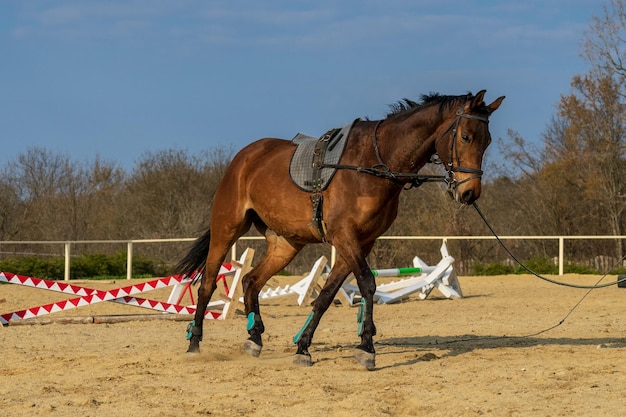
[289,122,353,192]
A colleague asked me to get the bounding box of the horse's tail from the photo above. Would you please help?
[175,228,211,284]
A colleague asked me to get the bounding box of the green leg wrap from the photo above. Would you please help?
[186,320,202,341]
[247,312,256,331]
[293,312,314,343]
[357,298,366,336]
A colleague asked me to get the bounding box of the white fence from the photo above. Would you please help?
[1,235,626,280]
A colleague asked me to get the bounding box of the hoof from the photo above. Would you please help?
[187,340,200,354]
[293,354,313,367]
[353,348,376,371]
[243,340,262,357]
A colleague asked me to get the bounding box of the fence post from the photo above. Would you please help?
[127,241,133,280]
[559,237,564,276]
[64,242,71,281]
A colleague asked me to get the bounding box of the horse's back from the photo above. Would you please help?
[227,137,295,180]
[234,137,292,160]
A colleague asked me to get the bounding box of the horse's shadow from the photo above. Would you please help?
[311,333,626,370]
[371,334,626,370]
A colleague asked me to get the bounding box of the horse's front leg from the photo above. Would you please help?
[353,266,377,370]
[293,259,352,365]
[336,241,377,370]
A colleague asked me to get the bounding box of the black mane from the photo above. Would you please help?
[386,92,474,117]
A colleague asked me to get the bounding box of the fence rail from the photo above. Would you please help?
[2,235,626,280]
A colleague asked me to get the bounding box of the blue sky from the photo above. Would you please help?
[0,0,604,170]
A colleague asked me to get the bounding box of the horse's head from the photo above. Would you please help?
[435,90,505,204]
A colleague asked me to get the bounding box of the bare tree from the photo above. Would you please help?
[118,147,233,240]
[0,173,22,240]
[584,0,626,86]
[5,147,79,239]
[2,148,127,241]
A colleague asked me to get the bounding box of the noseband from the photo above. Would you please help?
[436,108,490,190]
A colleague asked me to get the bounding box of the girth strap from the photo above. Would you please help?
[310,193,327,241]
[308,128,339,241]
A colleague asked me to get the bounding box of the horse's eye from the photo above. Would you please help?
[461,134,471,143]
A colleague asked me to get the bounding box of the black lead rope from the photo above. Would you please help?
[377,201,626,350]
[465,201,626,340]
[472,202,626,289]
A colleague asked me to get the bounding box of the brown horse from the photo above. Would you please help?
[176,90,504,370]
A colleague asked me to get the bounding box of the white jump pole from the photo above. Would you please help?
[371,266,434,277]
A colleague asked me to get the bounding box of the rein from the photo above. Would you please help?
[320,108,488,190]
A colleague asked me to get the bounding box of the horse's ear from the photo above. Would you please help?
[473,90,487,106]
[465,90,487,112]
[486,96,505,115]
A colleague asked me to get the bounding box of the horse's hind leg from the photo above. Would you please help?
[187,243,235,353]
[187,218,254,353]
[242,230,303,357]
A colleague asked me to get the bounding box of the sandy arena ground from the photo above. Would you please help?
[1,273,625,417]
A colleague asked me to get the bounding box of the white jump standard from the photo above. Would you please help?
[338,241,461,306]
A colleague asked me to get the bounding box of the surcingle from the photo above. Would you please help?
[289,120,356,241]
[289,121,355,192]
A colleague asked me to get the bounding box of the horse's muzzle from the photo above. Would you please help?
[460,188,477,204]
[448,179,481,205]
[447,166,483,205]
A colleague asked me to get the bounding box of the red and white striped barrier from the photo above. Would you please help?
[0,250,255,326]
[166,264,235,306]
[0,272,224,325]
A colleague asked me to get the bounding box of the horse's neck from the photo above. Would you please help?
[379,110,449,173]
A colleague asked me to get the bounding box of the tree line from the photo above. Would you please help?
[2,1,626,276]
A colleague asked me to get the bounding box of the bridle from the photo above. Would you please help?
[435,108,490,190]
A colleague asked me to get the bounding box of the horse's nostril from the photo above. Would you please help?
[461,189,475,204]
